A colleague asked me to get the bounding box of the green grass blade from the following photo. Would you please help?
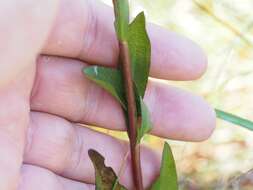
[215,109,253,131]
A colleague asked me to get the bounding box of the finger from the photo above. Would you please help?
[42,0,207,80]
[31,56,215,141]
[0,0,58,87]
[19,164,94,190]
[24,112,160,189]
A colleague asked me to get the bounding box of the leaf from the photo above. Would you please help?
[112,0,129,40]
[136,97,152,143]
[150,142,178,190]
[88,149,127,190]
[216,109,253,131]
[83,66,126,109]
[128,12,151,98]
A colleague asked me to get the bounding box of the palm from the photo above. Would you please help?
[0,0,215,190]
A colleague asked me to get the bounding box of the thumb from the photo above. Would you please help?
[0,0,59,88]
[0,1,59,189]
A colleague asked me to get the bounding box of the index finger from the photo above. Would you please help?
[42,0,207,80]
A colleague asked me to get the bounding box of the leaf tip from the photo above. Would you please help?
[88,149,104,162]
[88,149,96,158]
[135,11,146,22]
[82,67,89,75]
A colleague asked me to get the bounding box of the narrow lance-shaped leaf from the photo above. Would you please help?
[88,149,127,190]
[216,109,253,131]
[128,12,151,98]
[83,66,126,109]
[150,142,178,190]
[113,0,129,40]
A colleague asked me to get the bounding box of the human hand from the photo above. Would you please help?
[0,0,215,189]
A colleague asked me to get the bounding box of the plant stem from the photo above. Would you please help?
[119,41,144,190]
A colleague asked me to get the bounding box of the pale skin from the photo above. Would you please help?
[0,0,216,189]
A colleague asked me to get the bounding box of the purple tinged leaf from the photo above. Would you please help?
[88,149,127,190]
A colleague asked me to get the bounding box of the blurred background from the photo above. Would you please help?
[103,0,253,189]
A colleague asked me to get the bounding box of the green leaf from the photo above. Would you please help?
[128,12,151,97]
[150,142,178,190]
[88,149,127,190]
[83,66,126,109]
[216,109,253,131]
[136,97,152,143]
[112,0,129,40]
